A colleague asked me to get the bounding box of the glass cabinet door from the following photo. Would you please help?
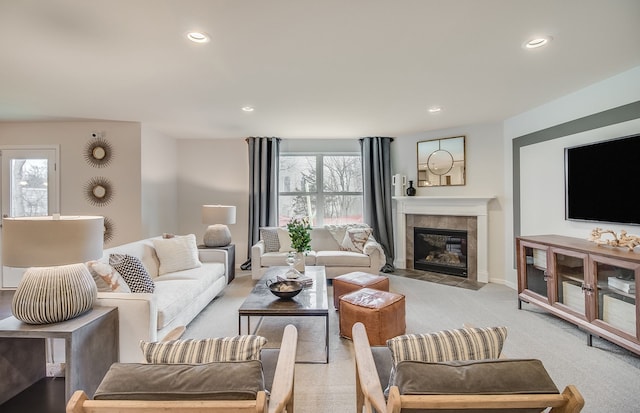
[522,245,550,300]
[552,250,587,318]
[592,256,638,339]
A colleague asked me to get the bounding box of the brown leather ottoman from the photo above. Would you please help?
[332,271,389,309]
[339,288,405,345]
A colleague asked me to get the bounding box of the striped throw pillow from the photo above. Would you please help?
[140,335,267,364]
[387,326,507,365]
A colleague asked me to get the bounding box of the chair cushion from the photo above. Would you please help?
[392,359,558,413]
[140,335,267,363]
[94,361,265,401]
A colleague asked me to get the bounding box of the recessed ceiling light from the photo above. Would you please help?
[242,106,255,112]
[187,32,210,43]
[524,36,552,49]
[428,106,442,113]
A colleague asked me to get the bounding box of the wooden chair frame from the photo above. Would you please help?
[66,324,298,413]
[352,322,584,413]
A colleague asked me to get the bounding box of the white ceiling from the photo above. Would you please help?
[1,0,639,140]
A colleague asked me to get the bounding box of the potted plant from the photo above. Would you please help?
[287,217,311,272]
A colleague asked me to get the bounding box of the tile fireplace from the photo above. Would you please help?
[393,196,493,283]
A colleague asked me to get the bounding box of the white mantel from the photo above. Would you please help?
[393,196,494,283]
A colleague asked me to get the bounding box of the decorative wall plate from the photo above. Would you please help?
[84,177,114,206]
[84,137,113,168]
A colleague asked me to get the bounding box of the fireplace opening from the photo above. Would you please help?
[414,227,468,277]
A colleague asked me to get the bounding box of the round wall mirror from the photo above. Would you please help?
[427,149,454,175]
[84,138,113,168]
[84,177,114,206]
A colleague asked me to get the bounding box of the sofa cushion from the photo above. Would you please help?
[277,228,294,252]
[341,227,373,253]
[260,228,281,252]
[109,253,155,293]
[140,335,267,363]
[86,260,131,293]
[152,234,202,275]
[261,251,317,266]
[94,361,265,401]
[316,250,370,267]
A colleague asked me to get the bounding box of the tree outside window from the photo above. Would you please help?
[279,154,362,226]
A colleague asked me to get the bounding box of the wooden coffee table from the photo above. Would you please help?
[238,266,329,363]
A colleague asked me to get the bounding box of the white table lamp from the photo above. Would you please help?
[2,215,104,324]
[202,205,236,247]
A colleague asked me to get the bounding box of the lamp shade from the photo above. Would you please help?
[202,205,236,225]
[2,215,104,268]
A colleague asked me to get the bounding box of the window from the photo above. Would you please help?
[279,154,362,226]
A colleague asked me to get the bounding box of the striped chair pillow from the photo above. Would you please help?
[387,326,507,365]
[140,335,267,364]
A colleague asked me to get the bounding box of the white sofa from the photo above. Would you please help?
[251,226,386,280]
[94,236,228,362]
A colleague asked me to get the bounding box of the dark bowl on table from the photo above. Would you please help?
[266,279,303,299]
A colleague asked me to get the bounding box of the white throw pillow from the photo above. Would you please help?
[152,234,202,275]
[277,228,294,252]
[341,227,372,253]
[86,260,131,293]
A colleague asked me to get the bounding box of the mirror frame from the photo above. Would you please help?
[416,135,466,187]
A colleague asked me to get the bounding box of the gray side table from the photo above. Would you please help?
[199,243,235,283]
[0,306,118,406]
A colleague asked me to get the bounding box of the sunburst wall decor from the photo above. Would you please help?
[84,136,113,168]
[103,216,115,244]
[84,177,114,206]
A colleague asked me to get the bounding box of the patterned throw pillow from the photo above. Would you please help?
[259,228,281,252]
[387,326,508,365]
[86,260,131,293]
[140,335,267,363]
[152,234,202,275]
[109,254,155,293]
[341,227,373,253]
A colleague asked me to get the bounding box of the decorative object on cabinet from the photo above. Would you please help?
[517,234,640,355]
[202,204,236,247]
[84,176,114,206]
[588,227,640,251]
[1,215,104,324]
[417,135,465,187]
[84,134,113,168]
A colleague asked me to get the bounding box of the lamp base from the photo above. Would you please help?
[203,224,231,247]
[12,263,98,324]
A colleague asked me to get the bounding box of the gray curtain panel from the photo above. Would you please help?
[241,137,281,270]
[360,137,395,272]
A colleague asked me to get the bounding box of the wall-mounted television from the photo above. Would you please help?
[565,133,640,226]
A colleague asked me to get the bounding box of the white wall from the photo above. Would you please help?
[176,139,249,266]
[0,121,143,246]
[503,65,640,288]
[141,125,178,237]
[392,123,506,283]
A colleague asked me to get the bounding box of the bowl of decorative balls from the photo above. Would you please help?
[266,279,303,300]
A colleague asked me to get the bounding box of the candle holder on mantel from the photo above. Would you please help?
[406,180,416,196]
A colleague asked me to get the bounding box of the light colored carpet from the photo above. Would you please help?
[184,271,640,413]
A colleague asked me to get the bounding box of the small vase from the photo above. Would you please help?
[406,180,416,196]
[294,251,305,273]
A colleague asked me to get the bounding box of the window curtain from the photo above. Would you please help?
[360,137,395,272]
[240,137,281,270]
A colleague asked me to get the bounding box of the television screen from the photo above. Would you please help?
[565,134,640,225]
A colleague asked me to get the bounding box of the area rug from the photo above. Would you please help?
[254,315,334,363]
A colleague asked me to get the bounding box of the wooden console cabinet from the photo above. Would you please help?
[517,235,639,355]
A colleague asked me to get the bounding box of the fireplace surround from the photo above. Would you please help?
[394,196,493,283]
